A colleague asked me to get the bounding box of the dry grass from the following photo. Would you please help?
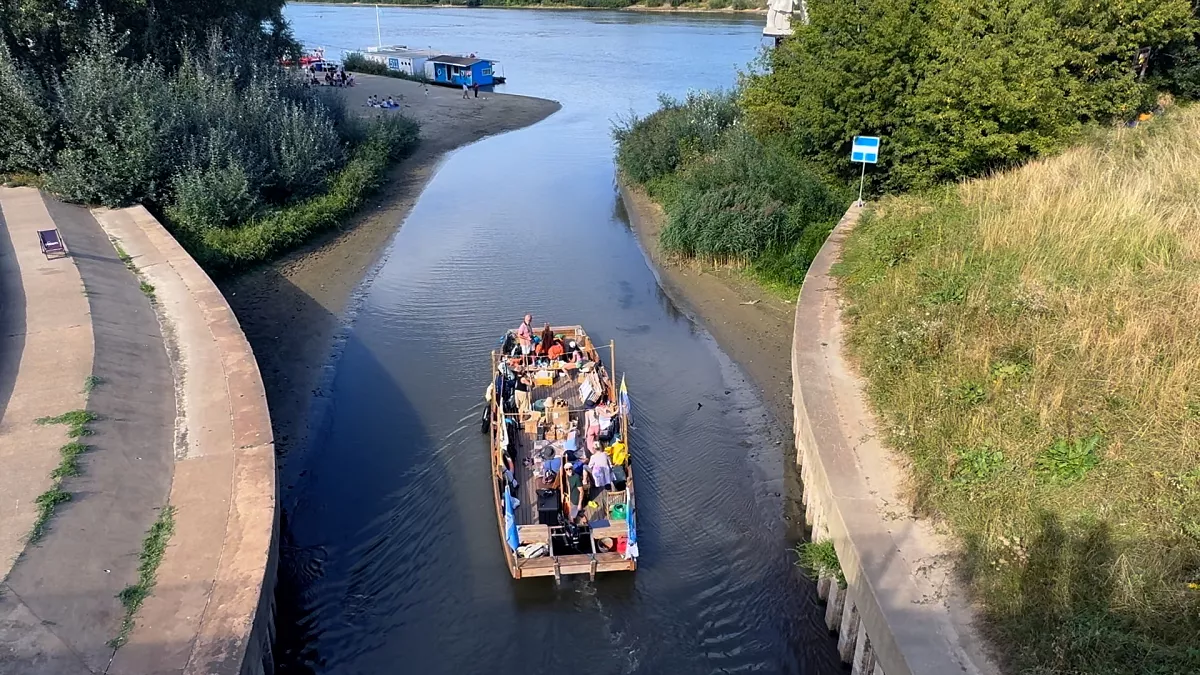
[835,106,1200,674]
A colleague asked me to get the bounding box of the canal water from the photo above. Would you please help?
[278,6,841,674]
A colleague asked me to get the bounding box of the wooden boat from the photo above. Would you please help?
[486,325,638,580]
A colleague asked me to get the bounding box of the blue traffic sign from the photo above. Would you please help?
[851,136,880,164]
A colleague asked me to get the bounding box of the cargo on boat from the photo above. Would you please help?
[485,324,638,580]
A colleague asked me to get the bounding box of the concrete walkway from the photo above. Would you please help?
[0,189,173,673]
[0,188,94,581]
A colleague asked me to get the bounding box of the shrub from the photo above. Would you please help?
[343,52,391,77]
[731,0,751,9]
[182,115,419,272]
[659,128,846,265]
[644,0,664,6]
[0,42,53,173]
[614,89,739,184]
[707,0,729,8]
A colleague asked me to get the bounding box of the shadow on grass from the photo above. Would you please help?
[965,512,1200,675]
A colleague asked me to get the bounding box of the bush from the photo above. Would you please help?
[644,0,664,6]
[0,42,53,174]
[614,89,738,184]
[183,115,419,272]
[706,0,729,8]
[731,0,751,9]
[659,128,845,266]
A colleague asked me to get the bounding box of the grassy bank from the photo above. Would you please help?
[834,106,1200,674]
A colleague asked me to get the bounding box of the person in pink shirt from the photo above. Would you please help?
[515,314,533,354]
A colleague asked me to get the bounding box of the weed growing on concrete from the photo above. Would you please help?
[110,505,176,649]
[28,486,71,544]
[35,409,97,438]
[50,442,89,479]
[794,540,845,587]
[83,375,103,393]
[28,410,98,542]
[113,241,134,270]
[138,281,155,299]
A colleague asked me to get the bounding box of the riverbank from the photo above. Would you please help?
[220,74,560,468]
[291,0,766,14]
[618,182,794,426]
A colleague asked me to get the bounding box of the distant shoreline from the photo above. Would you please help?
[288,1,768,16]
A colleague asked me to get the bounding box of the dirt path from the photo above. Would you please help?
[219,74,560,464]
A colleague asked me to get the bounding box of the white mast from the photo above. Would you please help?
[376,5,382,49]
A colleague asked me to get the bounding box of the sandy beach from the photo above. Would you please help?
[219,74,560,462]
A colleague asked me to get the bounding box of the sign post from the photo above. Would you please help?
[850,135,880,206]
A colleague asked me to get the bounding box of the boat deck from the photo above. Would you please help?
[491,325,636,578]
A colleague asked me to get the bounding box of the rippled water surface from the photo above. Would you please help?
[278,6,840,674]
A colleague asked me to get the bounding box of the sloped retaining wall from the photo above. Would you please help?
[93,206,277,675]
[792,204,996,675]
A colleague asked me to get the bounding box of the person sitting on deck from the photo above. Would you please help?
[536,324,554,356]
[546,334,565,361]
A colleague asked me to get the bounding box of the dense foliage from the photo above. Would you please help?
[741,0,1199,192]
[615,91,848,287]
[1,7,420,272]
[836,107,1200,675]
[0,0,295,79]
[182,114,419,272]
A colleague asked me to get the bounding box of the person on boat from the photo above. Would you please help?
[536,324,554,356]
[546,335,565,361]
[515,314,533,353]
[565,463,586,520]
[513,372,531,417]
[588,444,613,493]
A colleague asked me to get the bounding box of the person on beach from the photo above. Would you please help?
[462,82,469,99]
[473,83,480,98]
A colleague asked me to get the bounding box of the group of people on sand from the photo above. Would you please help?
[307,65,354,87]
[365,94,401,109]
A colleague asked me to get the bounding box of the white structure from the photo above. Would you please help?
[361,47,439,77]
[764,0,808,39]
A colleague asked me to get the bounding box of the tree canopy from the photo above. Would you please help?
[741,0,1198,191]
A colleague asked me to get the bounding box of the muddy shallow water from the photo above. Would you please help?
[276,6,840,674]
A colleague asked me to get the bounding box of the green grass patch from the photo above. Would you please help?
[794,539,845,587]
[28,486,71,544]
[111,506,176,648]
[835,108,1200,674]
[36,409,98,438]
[138,281,155,299]
[50,441,89,479]
[83,375,103,393]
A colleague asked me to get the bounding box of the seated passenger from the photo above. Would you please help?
[547,336,565,361]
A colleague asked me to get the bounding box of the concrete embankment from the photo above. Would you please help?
[0,188,275,674]
[618,182,999,675]
[93,206,276,675]
[791,205,997,675]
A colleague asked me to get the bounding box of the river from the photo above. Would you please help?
[276,5,840,674]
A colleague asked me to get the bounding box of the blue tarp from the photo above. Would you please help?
[503,485,519,552]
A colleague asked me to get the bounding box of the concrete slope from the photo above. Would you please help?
[94,207,276,675]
